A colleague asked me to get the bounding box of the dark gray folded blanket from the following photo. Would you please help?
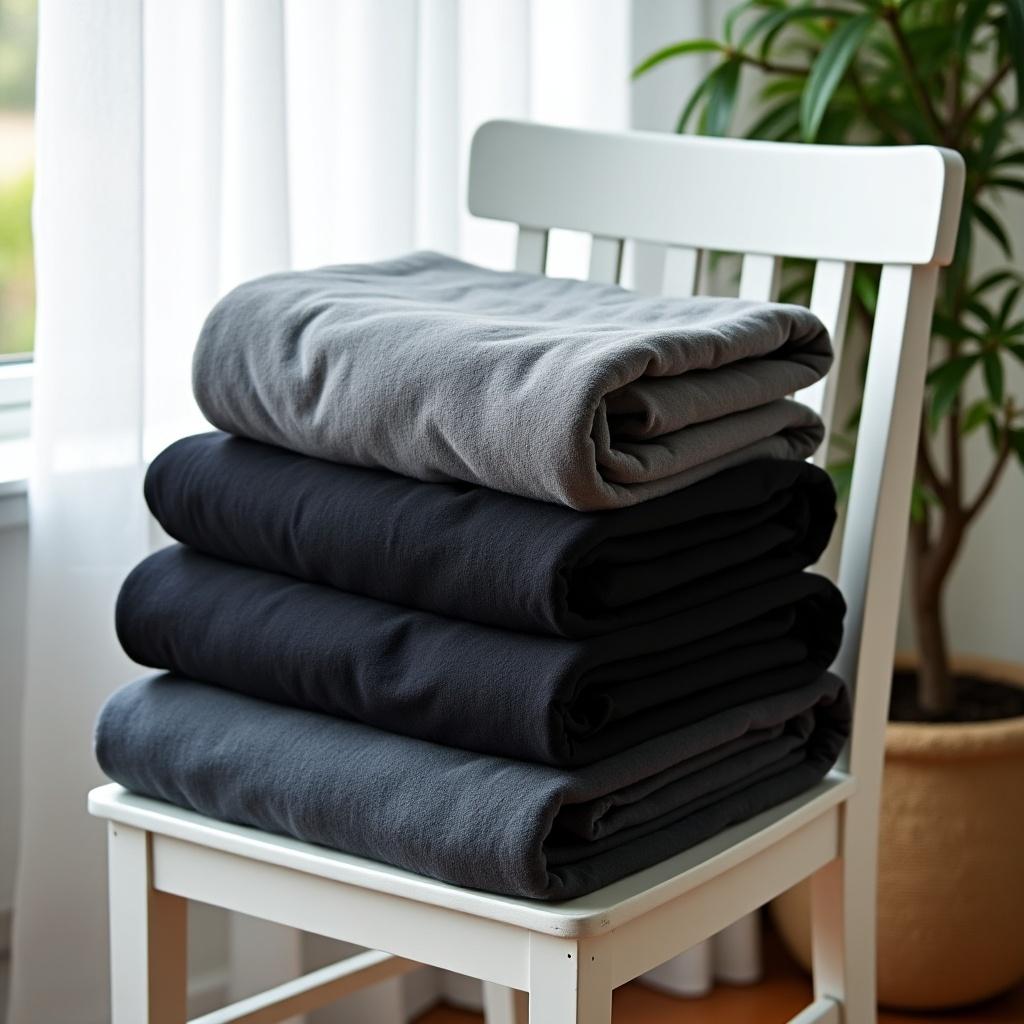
[116,544,844,766]
[96,673,850,900]
[146,433,836,637]
[192,252,831,510]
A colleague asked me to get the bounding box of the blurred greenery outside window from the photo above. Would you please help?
[0,0,36,360]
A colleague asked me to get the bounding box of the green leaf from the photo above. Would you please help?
[1008,342,1024,364]
[1010,429,1024,466]
[976,112,1012,171]
[927,354,978,428]
[758,6,854,60]
[987,176,1024,195]
[852,265,880,314]
[725,2,751,45]
[986,414,1001,450]
[800,13,875,143]
[726,1,780,46]
[961,398,996,435]
[675,73,716,133]
[760,76,807,101]
[702,59,742,136]
[1005,0,1024,109]
[828,457,854,503]
[983,350,1005,403]
[816,104,859,144]
[966,298,997,330]
[950,201,975,298]
[746,98,801,139]
[956,0,994,56]
[910,483,926,523]
[1007,428,1024,468]
[973,203,1014,258]
[632,39,724,79]
[932,313,978,343]
[910,482,939,523]
[736,3,792,51]
[971,269,1022,298]
[778,266,815,304]
[998,284,1022,326]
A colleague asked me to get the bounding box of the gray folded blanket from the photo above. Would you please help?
[193,252,831,509]
[96,673,850,900]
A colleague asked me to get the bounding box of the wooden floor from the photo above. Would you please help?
[414,928,1024,1024]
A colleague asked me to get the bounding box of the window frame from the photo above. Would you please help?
[0,357,32,526]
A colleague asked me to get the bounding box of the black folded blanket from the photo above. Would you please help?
[145,433,836,638]
[96,673,850,900]
[116,544,844,767]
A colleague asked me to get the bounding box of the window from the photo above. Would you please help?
[0,0,36,489]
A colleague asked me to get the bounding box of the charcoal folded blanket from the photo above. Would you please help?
[146,433,837,637]
[96,673,851,900]
[192,251,831,510]
[116,545,844,766]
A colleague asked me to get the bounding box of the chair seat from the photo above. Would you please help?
[89,771,854,939]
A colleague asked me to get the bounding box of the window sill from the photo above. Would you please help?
[0,475,27,530]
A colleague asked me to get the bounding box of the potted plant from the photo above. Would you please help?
[635,1,1024,1009]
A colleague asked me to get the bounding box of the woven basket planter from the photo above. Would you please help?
[771,654,1024,1010]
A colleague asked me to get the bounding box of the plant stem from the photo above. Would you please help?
[909,546,957,715]
[730,51,807,77]
[917,425,948,502]
[882,7,946,143]
[965,423,1012,521]
[908,484,965,716]
[952,60,1012,143]
[947,398,963,505]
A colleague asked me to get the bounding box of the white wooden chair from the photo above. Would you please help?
[89,119,964,1024]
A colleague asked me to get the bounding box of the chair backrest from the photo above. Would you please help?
[468,120,964,798]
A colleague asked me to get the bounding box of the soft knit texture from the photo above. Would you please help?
[192,252,831,509]
[96,673,850,900]
[116,544,844,767]
[146,433,837,637]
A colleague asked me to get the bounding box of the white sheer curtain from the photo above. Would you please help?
[9,2,645,1021]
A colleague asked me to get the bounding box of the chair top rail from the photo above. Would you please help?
[470,120,964,267]
[89,775,854,939]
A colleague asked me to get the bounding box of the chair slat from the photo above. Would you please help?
[738,254,781,300]
[661,245,703,298]
[470,121,964,265]
[799,260,855,463]
[589,235,624,284]
[834,263,938,773]
[515,226,548,273]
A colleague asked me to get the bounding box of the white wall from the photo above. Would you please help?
[896,140,1024,665]
[896,370,1024,664]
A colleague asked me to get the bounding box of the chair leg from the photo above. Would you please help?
[528,933,612,1024]
[483,982,529,1024]
[108,823,188,1024]
[809,854,877,1024]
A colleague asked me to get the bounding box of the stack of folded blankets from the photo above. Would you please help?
[96,252,850,901]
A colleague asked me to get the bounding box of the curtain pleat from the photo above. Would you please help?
[142,0,224,458]
[221,0,291,286]
[8,3,147,1022]
[415,0,460,254]
[9,3,640,1019]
